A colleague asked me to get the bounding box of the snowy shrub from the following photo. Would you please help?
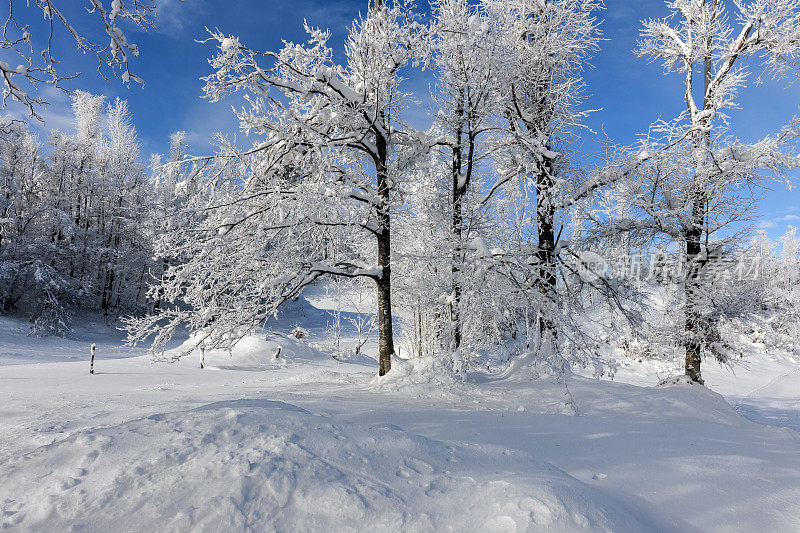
[619,337,654,362]
[29,281,70,337]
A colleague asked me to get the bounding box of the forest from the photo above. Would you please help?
[3,0,799,383]
[1,1,800,531]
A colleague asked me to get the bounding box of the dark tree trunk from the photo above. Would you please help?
[450,96,477,357]
[417,306,423,357]
[376,255,393,376]
[375,133,394,376]
[101,267,115,316]
[684,192,705,384]
[682,41,714,384]
[536,149,557,339]
[451,113,465,353]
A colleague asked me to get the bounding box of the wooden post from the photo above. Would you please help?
[90,344,96,374]
[200,344,205,369]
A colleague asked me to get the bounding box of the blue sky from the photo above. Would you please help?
[5,0,800,236]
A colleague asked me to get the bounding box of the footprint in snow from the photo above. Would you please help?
[60,477,83,490]
[481,515,518,532]
[404,458,435,475]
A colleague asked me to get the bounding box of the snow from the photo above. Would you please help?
[166,332,330,371]
[0,397,670,532]
[220,37,238,54]
[1,301,800,531]
[471,236,492,258]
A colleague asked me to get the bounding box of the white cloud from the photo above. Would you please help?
[3,85,76,135]
[758,211,800,230]
[153,0,207,36]
[175,98,245,154]
[305,4,361,33]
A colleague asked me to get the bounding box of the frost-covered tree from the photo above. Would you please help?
[402,0,500,359]
[480,0,603,343]
[145,130,205,313]
[613,0,800,382]
[97,97,152,314]
[0,91,158,332]
[416,0,623,378]
[0,117,47,315]
[749,227,800,352]
[393,0,615,374]
[394,154,458,361]
[127,1,422,375]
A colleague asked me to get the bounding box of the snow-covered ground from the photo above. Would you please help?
[1,300,799,532]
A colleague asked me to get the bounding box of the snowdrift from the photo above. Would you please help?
[0,399,675,532]
[164,331,362,371]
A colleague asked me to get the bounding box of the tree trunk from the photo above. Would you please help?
[450,112,465,353]
[684,191,705,384]
[536,148,557,339]
[375,134,394,376]
[682,40,714,384]
[101,262,116,316]
[376,256,394,376]
[417,305,423,357]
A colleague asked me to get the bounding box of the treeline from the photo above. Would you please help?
[0,92,189,333]
[4,0,800,385]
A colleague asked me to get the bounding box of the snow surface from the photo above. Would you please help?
[1,301,800,532]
